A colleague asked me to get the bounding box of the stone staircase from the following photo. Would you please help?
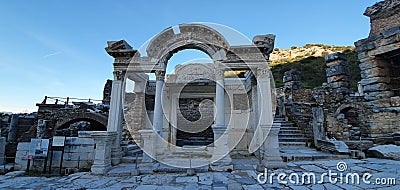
[275,117,348,161]
[275,117,308,147]
[120,144,143,164]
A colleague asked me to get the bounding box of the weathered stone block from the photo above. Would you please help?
[326,64,350,77]
[360,77,390,85]
[327,75,349,83]
[368,145,400,161]
[364,91,393,100]
[345,140,374,151]
[324,52,347,62]
[363,83,390,92]
[360,67,389,78]
[359,60,387,71]
[391,96,400,107]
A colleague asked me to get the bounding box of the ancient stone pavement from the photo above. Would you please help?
[1,157,399,189]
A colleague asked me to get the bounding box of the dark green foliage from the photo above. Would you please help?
[271,50,361,90]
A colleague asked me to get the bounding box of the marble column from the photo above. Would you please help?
[211,67,232,171]
[153,70,165,159]
[108,70,124,165]
[90,131,117,175]
[153,70,165,134]
[257,66,285,169]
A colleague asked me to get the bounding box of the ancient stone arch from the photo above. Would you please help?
[146,24,230,67]
[55,112,108,131]
[105,23,282,170]
[334,103,365,116]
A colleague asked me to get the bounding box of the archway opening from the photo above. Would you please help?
[166,49,212,75]
[56,118,107,137]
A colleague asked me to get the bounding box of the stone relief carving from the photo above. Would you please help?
[256,66,270,78]
[113,70,125,81]
[155,70,166,81]
[175,64,214,82]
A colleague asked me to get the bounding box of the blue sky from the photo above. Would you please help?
[0,0,378,113]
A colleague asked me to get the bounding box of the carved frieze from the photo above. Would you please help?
[175,63,214,83]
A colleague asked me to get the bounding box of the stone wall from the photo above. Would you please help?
[284,87,314,142]
[355,0,400,137]
[364,0,400,36]
[14,131,94,172]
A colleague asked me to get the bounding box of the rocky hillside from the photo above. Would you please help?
[269,44,361,89]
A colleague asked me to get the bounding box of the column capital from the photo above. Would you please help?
[113,70,125,81]
[155,70,166,81]
[214,68,225,81]
[256,66,270,79]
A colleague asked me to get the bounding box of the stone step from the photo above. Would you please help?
[278,134,306,138]
[280,147,349,162]
[279,142,307,147]
[278,137,308,142]
[279,122,295,126]
[279,129,303,134]
[122,144,140,151]
[126,149,143,156]
[273,118,285,122]
[121,156,142,164]
[279,127,298,131]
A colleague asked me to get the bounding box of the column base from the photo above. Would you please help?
[90,131,116,176]
[261,123,286,169]
[262,157,286,169]
[91,163,112,175]
[211,124,232,171]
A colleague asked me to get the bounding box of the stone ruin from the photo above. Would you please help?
[278,0,400,157]
[1,0,399,176]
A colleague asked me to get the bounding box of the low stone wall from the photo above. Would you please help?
[285,102,314,141]
[15,131,94,172]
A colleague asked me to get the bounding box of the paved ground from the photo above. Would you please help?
[0,158,399,189]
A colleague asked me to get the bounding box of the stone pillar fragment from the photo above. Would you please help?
[90,131,117,175]
[8,114,19,142]
[0,137,5,165]
[283,69,301,102]
[312,107,325,148]
[108,70,124,165]
[139,129,155,163]
[325,52,351,94]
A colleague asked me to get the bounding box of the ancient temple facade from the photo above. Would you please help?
[94,23,283,174]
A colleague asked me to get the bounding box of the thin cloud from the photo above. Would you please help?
[42,51,62,59]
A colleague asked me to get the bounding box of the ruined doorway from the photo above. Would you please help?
[379,49,400,97]
[387,51,400,96]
